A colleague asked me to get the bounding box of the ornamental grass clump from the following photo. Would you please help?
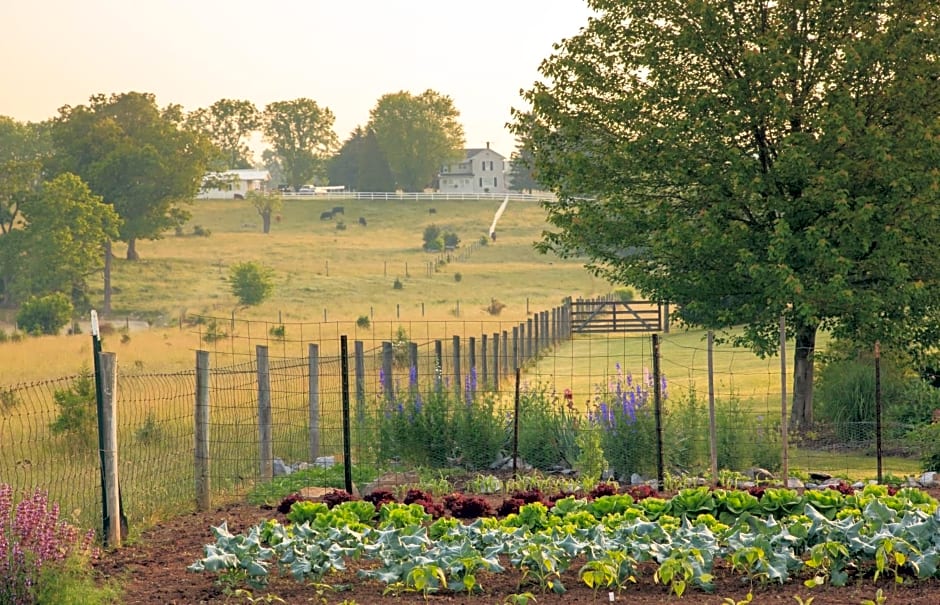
[1,484,95,605]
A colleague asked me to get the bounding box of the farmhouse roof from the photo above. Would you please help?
[465,147,505,159]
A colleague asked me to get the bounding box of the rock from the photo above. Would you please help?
[809,472,832,482]
[273,457,291,476]
[631,473,644,485]
[745,467,775,481]
[787,477,805,489]
[852,481,865,490]
[920,471,939,487]
[907,476,923,488]
[313,456,335,468]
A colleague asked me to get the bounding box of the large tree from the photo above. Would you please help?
[187,98,260,169]
[512,0,940,431]
[51,92,212,262]
[262,99,338,190]
[0,118,52,304]
[507,147,541,194]
[328,127,395,192]
[7,173,120,310]
[368,90,465,191]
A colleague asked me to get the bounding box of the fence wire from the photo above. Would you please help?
[0,305,931,537]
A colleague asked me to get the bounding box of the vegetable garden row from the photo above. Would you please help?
[189,484,940,598]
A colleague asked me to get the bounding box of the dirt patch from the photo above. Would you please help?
[94,495,940,605]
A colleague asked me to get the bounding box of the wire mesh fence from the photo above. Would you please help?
[0,300,930,537]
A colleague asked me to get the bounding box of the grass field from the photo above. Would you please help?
[1,196,607,383]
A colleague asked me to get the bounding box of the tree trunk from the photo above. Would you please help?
[126,238,139,260]
[103,241,112,315]
[262,210,271,234]
[790,321,818,432]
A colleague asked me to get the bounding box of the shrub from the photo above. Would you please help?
[227,261,274,306]
[335,221,346,231]
[1,484,96,605]
[356,315,371,329]
[200,318,227,343]
[443,231,460,248]
[269,324,286,340]
[392,277,403,290]
[453,272,462,282]
[516,383,579,470]
[906,423,940,472]
[378,368,507,469]
[422,224,444,251]
[16,293,73,335]
[49,369,98,451]
[192,224,211,237]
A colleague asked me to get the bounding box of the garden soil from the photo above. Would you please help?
[94,494,940,605]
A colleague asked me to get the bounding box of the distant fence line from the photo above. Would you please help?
[0,296,921,544]
[279,191,554,202]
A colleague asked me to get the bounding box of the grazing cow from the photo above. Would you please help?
[332,206,345,215]
[358,217,367,226]
[429,208,437,214]
[320,211,333,220]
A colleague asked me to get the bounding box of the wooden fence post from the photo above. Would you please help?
[100,352,121,548]
[354,340,365,421]
[502,330,509,379]
[195,350,211,511]
[308,344,320,462]
[481,334,489,389]
[493,333,500,390]
[512,326,519,371]
[468,336,477,399]
[382,342,394,401]
[256,345,273,482]
[453,335,462,401]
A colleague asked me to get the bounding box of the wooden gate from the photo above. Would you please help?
[570,299,667,334]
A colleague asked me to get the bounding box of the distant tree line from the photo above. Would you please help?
[0,87,534,332]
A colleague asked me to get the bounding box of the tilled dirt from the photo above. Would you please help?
[93,498,940,605]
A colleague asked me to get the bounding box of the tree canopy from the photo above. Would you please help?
[8,173,121,310]
[328,127,395,192]
[51,92,213,261]
[512,0,940,430]
[262,99,339,190]
[368,90,465,191]
[187,98,260,169]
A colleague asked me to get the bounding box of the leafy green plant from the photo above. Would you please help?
[201,318,228,343]
[134,411,166,445]
[49,368,98,450]
[16,292,73,335]
[654,548,710,598]
[286,501,329,525]
[573,424,607,486]
[466,474,503,494]
[504,592,537,605]
[579,551,637,592]
[228,261,275,306]
[803,541,851,587]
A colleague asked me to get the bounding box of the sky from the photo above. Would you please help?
[1,0,594,160]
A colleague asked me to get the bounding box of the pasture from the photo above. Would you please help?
[1,196,607,383]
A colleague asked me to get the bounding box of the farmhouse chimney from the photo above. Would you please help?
[486,141,490,149]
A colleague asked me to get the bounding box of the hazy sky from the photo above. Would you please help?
[1,0,593,159]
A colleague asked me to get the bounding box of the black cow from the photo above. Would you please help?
[429,208,437,214]
[332,206,345,215]
[319,211,333,220]
[358,217,367,226]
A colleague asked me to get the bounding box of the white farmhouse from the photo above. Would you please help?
[198,169,271,199]
[438,143,507,194]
